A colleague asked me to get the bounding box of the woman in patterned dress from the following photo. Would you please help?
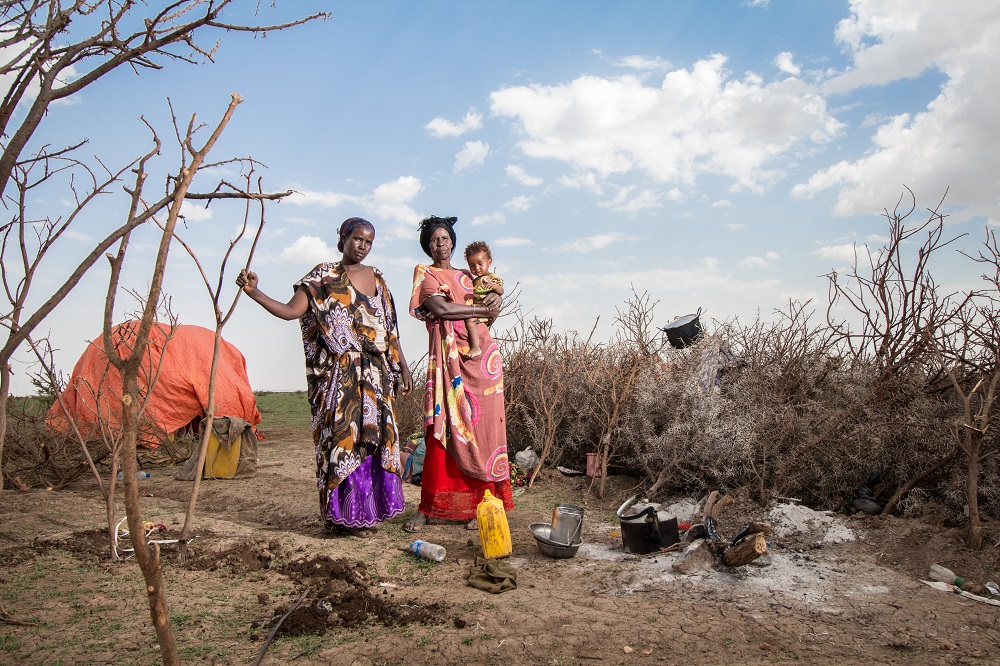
[236,217,412,536]
[404,215,513,532]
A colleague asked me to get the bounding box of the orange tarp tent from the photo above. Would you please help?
[46,322,261,443]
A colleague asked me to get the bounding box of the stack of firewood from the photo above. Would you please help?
[672,490,771,574]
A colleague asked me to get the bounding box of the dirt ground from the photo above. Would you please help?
[2,414,1000,665]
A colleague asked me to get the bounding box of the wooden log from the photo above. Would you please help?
[702,490,719,522]
[709,495,734,521]
[722,532,767,567]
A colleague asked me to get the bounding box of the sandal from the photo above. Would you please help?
[403,512,427,533]
[347,527,375,538]
[465,518,478,530]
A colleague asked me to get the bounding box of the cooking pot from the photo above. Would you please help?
[616,494,679,554]
[660,308,702,349]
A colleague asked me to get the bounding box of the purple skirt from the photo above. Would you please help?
[325,455,405,529]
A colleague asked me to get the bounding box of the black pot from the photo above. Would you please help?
[616,495,680,554]
[618,506,680,554]
[661,308,702,349]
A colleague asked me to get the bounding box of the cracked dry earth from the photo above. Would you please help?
[2,425,1000,665]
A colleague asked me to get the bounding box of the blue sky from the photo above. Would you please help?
[6,0,1000,394]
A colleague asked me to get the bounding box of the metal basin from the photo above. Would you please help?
[529,522,582,559]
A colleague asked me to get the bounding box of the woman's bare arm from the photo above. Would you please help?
[236,269,309,320]
[421,294,499,321]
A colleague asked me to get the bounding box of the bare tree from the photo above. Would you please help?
[824,187,964,378]
[163,166,285,542]
[925,229,1000,549]
[586,290,659,497]
[0,1,327,488]
[96,94,245,665]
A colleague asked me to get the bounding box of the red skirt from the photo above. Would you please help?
[418,434,513,520]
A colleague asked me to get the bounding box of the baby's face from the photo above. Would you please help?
[467,250,491,277]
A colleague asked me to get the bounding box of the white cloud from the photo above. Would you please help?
[739,251,781,269]
[454,140,490,173]
[814,243,859,263]
[553,233,632,253]
[774,51,800,76]
[494,237,534,248]
[280,235,336,265]
[287,176,423,239]
[505,164,543,187]
[425,109,483,137]
[490,54,842,194]
[180,201,213,222]
[739,256,768,269]
[598,186,662,213]
[796,2,1000,222]
[712,199,733,208]
[559,172,604,194]
[612,55,671,72]
[471,212,506,226]
[503,195,534,212]
[724,223,746,230]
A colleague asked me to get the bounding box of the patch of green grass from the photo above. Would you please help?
[254,391,310,433]
[0,634,22,651]
[178,644,225,660]
[280,633,325,657]
[170,612,191,625]
[416,627,439,647]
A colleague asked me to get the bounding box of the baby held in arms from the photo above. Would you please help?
[463,240,503,358]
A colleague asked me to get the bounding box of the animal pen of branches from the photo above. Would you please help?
[500,193,1000,549]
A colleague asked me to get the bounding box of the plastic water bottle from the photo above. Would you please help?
[929,563,964,586]
[118,471,151,480]
[409,540,446,562]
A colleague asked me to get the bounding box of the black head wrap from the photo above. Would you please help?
[337,217,375,252]
[418,215,457,258]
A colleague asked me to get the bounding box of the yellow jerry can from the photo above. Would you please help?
[204,427,240,479]
[477,489,512,558]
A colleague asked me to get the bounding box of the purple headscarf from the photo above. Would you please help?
[337,217,376,252]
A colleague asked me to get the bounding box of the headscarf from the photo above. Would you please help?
[337,217,376,252]
[418,215,457,258]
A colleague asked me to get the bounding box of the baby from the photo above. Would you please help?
[463,240,504,358]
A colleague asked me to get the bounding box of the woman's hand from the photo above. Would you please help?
[400,364,413,396]
[236,269,258,294]
[482,292,501,325]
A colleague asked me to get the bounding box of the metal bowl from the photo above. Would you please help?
[529,522,582,559]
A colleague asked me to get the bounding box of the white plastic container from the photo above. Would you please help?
[409,540,446,562]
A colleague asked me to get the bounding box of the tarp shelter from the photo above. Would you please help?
[46,322,261,445]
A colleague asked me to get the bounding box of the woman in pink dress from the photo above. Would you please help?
[404,216,513,532]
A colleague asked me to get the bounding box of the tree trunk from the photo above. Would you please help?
[120,374,179,664]
[106,458,120,561]
[0,368,9,491]
[966,430,983,550]
[597,433,611,498]
[180,329,223,541]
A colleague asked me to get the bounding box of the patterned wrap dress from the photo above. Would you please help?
[295,262,406,528]
[409,264,513,520]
